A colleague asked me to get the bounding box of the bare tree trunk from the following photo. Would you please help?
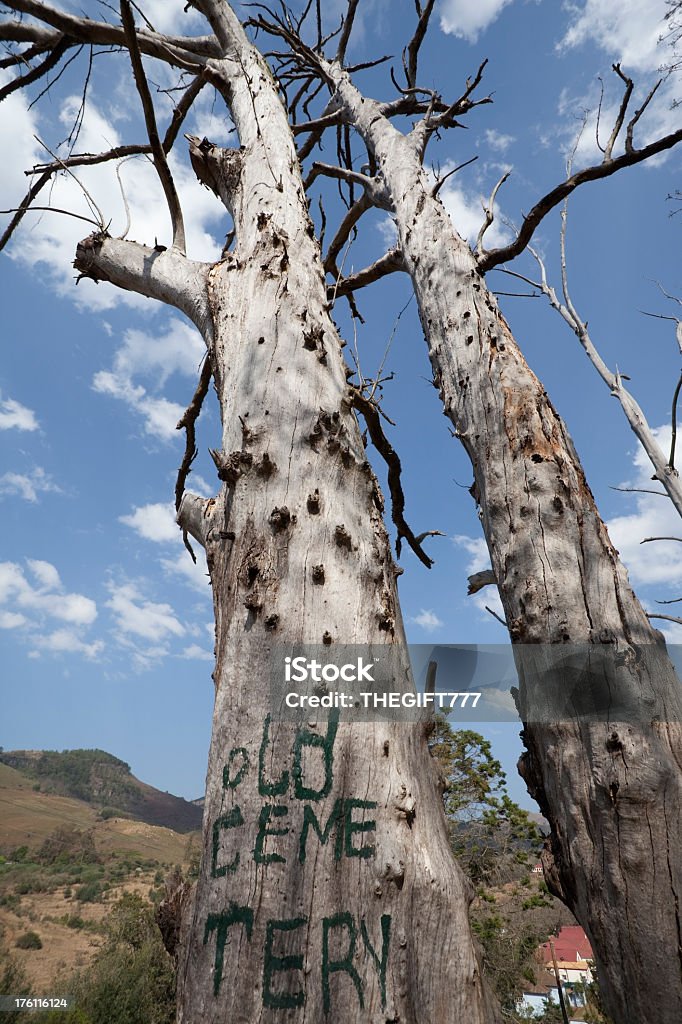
[330,69,682,1024]
[75,8,496,1022]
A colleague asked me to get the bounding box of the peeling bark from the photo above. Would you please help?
[328,65,682,1024]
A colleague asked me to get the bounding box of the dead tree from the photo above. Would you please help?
[0,2,497,1022]
[4,2,682,1022]
[245,5,682,1022]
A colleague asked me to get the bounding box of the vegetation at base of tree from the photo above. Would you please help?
[14,931,42,950]
[0,949,32,1023]
[40,894,176,1024]
[429,718,542,886]
[429,716,578,1018]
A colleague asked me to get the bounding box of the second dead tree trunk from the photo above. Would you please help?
[317,61,682,1024]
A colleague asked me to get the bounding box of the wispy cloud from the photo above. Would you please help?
[0,395,38,432]
[30,628,103,660]
[559,0,667,72]
[0,560,97,626]
[92,318,205,441]
[606,425,682,589]
[409,609,444,633]
[180,643,213,662]
[106,581,185,642]
[0,560,101,658]
[0,468,60,503]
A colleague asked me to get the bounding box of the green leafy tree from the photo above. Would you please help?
[429,716,542,885]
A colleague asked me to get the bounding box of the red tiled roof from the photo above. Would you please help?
[540,926,593,963]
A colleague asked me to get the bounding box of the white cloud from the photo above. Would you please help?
[485,129,515,153]
[560,0,666,72]
[452,533,506,625]
[0,468,60,503]
[26,559,62,591]
[440,0,514,42]
[410,609,444,632]
[108,321,205,386]
[30,628,104,660]
[160,551,212,595]
[453,534,491,574]
[120,502,179,543]
[0,560,101,657]
[0,611,27,629]
[1,87,224,311]
[92,371,185,441]
[106,582,185,641]
[0,396,38,432]
[606,425,682,588]
[180,643,214,661]
[0,560,97,626]
[438,173,511,249]
[134,0,204,35]
[92,319,205,440]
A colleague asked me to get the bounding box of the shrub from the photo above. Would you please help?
[75,882,100,904]
[15,931,42,950]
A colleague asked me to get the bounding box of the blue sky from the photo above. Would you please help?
[1,0,681,807]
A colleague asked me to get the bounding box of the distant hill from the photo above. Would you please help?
[0,749,202,834]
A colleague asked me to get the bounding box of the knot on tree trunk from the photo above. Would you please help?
[73,230,110,283]
[186,134,243,205]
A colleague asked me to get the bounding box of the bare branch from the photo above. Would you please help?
[0,2,215,68]
[336,0,359,64]
[329,248,406,299]
[405,0,435,88]
[73,233,212,334]
[468,569,497,595]
[431,156,478,197]
[0,31,71,103]
[641,536,682,544]
[671,371,682,468]
[176,354,214,562]
[121,0,186,252]
[349,385,439,568]
[485,605,508,627]
[323,191,371,273]
[521,195,682,518]
[479,125,682,271]
[610,485,669,496]
[0,169,51,252]
[603,63,633,161]
[626,79,663,153]
[475,171,510,257]
[647,613,682,625]
[308,160,389,206]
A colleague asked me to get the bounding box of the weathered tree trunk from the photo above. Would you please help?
[73,7,499,1022]
[329,67,682,1024]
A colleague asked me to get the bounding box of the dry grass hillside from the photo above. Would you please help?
[0,759,200,991]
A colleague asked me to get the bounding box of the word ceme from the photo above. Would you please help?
[211,715,376,877]
[284,655,376,683]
